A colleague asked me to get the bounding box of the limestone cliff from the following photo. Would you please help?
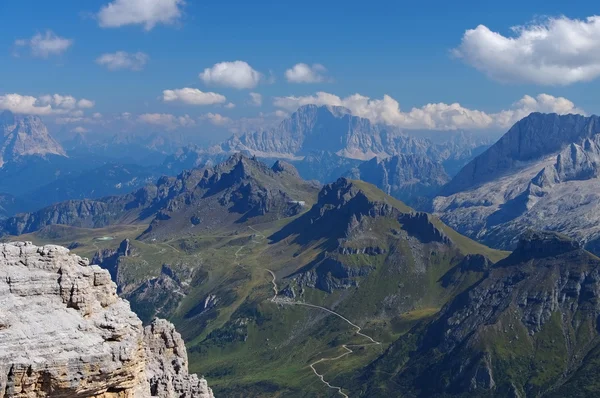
[0,241,213,398]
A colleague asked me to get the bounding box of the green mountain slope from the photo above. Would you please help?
[359,231,600,397]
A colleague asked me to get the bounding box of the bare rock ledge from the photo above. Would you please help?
[0,241,213,398]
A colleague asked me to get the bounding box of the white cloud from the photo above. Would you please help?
[273,91,583,130]
[96,51,149,71]
[71,126,89,133]
[285,63,328,83]
[200,61,262,89]
[77,99,95,109]
[138,113,195,130]
[453,16,600,85]
[201,113,231,126]
[274,110,289,118]
[248,92,262,106]
[15,31,73,58]
[162,88,226,106]
[493,94,585,128]
[0,94,53,115]
[224,102,236,109]
[97,0,185,30]
[93,112,103,119]
[0,93,94,115]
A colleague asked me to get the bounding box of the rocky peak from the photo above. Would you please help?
[317,178,366,207]
[442,112,600,195]
[0,110,66,167]
[271,159,300,177]
[398,212,452,245]
[144,319,214,397]
[302,178,405,239]
[200,153,269,188]
[512,230,581,260]
[0,241,213,398]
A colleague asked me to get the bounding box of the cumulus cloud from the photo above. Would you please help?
[493,94,585,128]
[453,16,600,85]
[162,88,226,106]
[14,31,73,58]
[224,102,236,109]
[273,91,583,130]
[77,99,95,109]
[0,93,94,115]
[97,0,184,30]
[71,126,89,133]
[137,113,195,130]
[201,113,231,126]
[274,110,289,118]
[248,92,262,106]
[96,51,149,71]
[200,61,262,89]
[285,63,328,83]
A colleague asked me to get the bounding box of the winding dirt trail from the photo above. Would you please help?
[264,267,381,397]
[234,226,266,268]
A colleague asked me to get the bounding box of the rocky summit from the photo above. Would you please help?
[0,241,213,398]
[0,111,66,167]
[435,113,600,253]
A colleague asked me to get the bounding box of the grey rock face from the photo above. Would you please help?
[222,105,435,161]
[442,113,600,195]
[0,111,66,167]
[0,241,213,398]
[435,113,600,254]
[346,154,449,208]
[144,319,214,398]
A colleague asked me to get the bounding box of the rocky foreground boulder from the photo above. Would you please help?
[0,241,213,398]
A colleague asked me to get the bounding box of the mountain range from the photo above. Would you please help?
[0,106,495,219]
[6,152,600,396]
[216,104,496,173]
[0,154,320,239]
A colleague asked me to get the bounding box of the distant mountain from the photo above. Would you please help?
[223,105,398,160]
[0,193,21,219]
[409,130,498,176]
[289,150,362,182]
[361,231,600,397]
[0,154,320,239]
[0,110,66,167]
[63,131,185,166]
[345,154,449,209]
[161,144,229,172]
[22,163,159,207]
[198,105,497,187]
[218,105,433,161]
[139,154,320,240]
[434,113,600,253]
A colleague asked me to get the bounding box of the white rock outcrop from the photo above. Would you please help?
[0,241,213,398]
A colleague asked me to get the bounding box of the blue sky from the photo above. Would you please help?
[1,0,600,138]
